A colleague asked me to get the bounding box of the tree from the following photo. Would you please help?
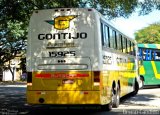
[0,0,29,81]
[0,18,27,81]
[138,0,160,15]
[134,23,160,43]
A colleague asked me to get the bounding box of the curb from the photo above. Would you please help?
[0,81,27,87]
[0,85,27,87]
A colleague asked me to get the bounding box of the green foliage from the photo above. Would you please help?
[135,23,160,43]
[95,0,139,19]
[138,0,160,15]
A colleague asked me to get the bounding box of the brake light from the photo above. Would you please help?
[27,72,32,83]
[35,73,51,78]
[94,71,100,82]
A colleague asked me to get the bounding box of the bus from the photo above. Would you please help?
[138,44,160,86]
[26,8,140,110]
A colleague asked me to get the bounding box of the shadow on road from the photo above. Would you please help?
[120,87,160,107]
[142,85,160,89]
[1,105,122,115]
[1,86,160,115]
[121,93,157,103]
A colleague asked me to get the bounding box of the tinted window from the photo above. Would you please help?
[139,48,160,61]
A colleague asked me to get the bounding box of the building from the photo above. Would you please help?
[0,54,23,81]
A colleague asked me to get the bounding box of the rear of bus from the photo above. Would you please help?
[26,8,105,105]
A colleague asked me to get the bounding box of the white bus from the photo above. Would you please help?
[26,8,139,110]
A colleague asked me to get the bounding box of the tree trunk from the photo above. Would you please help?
[0,67,3,81]
[9,66,15,81]
[8,61,15,81]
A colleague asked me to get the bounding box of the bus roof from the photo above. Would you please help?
[32,8,135,43]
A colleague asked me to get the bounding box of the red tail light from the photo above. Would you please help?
[27,72,32,83]
[94,71,100,82]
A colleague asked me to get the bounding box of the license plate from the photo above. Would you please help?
[62,79,74,84]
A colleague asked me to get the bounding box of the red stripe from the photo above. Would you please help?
[35,74,51,78]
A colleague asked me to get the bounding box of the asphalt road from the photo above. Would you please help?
[0,85,160,115]
[118,86,160,109]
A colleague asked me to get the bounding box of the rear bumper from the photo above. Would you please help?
[27,90,102,104]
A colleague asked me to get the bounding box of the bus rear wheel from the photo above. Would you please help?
[132,80,139,96]
[101,102,112,111]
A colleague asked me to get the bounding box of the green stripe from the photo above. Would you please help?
[143,61,160,85]
[138,44,159,49]
[148,44,157,49]
[138,44,145,48]
[155,61,160,73]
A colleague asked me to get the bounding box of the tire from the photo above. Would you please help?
[140,79,144,89]
[106,101,112,111]
[140,75,144,89]
[112,85,120,108]
[101,102,112,111]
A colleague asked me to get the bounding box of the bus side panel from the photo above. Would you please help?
[102,50,137,98]
[142,61,160,85]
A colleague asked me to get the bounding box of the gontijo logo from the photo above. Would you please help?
[45,15,78,30]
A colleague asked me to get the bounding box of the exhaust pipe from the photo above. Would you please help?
[39,98,44,103]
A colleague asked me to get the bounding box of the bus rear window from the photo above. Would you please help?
[139,48,160,61]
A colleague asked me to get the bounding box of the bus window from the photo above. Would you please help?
[116,33,120,51]
[101,23,110,48]
[104,25,110,47]
[145,49,152,61]
[125,38,128,54]
[122,37,126,53]
[138,48,142,59]
[120,34,123,52]
[109,28,114,48]
[113,30,117,49]
[127,40,131,54]
[133,43,136,56]
[101,23,105,46]
[130,42,133,55]
[107,26,110,47]
[154,50,160,60]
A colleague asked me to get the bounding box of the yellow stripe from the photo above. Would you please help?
[151,61,160,79]
[139,66,145,75]
[156,44,160,49]
[144,44,148,48]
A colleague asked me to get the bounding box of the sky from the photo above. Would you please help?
[111,10,160,39]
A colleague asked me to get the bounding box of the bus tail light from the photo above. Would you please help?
[94,71,100,82]
[27,72,32,85]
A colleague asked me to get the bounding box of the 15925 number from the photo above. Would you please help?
[49,51,76,57]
